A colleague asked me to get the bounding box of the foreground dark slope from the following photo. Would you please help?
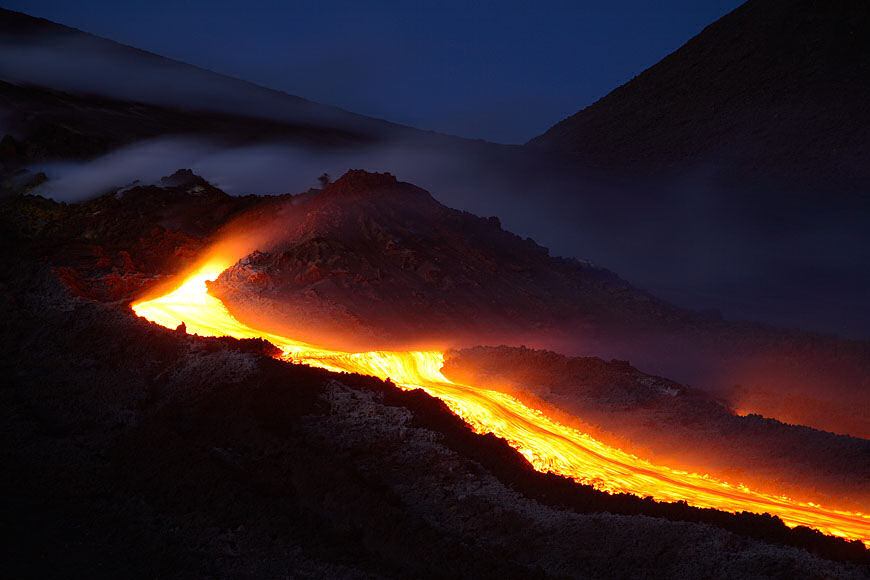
[1,217,867,577]
[529,0,870,191]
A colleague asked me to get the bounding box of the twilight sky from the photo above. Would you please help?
[7,0,741,143]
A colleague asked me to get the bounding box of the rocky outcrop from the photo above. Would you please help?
[209,170,675,350]
[1,170,259,302]
[208,170,870,438]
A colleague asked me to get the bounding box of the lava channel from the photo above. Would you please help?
[132,255,870,546]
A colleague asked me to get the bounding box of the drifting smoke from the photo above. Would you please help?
[29,136,511,202]
[29,130,870,348]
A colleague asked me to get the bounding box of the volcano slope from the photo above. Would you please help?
[2,200,869,578]
[207,170,870,439]
[527,0,870,192]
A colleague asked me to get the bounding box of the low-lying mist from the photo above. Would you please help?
[0,33,371,131]
[30,134,870,345]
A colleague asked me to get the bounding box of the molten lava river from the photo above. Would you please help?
[133,256,869,546]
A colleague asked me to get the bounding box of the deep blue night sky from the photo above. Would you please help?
[6,1,741,142]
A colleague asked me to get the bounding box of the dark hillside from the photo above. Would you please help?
[0,8,401,136]
[529,0,870,191]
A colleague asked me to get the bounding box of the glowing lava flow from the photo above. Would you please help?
[133,257,870,546]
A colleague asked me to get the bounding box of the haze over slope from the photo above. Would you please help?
[0,8,409,137]
[209,171,870,438]
[1,7,522,199]
[523,0,870,338]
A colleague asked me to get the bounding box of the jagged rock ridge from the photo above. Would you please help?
[209,170,676,350]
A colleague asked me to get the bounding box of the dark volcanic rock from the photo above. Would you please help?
[0,171,261,302]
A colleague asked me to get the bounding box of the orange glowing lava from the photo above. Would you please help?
[132,256,870,546]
